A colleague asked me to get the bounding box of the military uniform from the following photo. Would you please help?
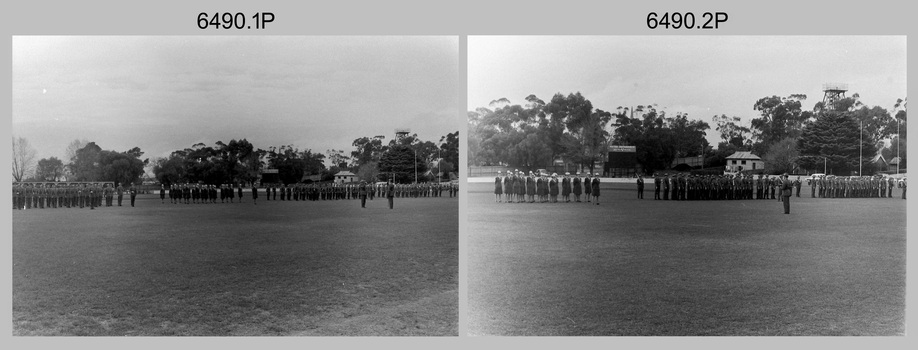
[662,175,670,200]
[359,181,368,208]
[494,171,503,202]
[572,173,582,202]
[591,174,600,205]
[637,176,644,199]
[584,174,592,202]
[781,174,793,214]
[387,181,395,209]
[561,173,571,202]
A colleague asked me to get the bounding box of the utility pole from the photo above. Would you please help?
[859,120,863,176]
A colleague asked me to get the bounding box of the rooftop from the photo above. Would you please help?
[726,151,761,160]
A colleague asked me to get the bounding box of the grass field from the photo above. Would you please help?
[468,182,906,336]
[13,195,457,336]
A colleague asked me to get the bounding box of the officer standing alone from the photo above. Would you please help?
[781,173,793,214]
[358,181,368,208]
[387,179,395,209]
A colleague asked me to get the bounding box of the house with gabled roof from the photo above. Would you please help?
[724,151,764,175]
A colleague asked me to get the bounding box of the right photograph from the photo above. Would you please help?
[466,36,906,336]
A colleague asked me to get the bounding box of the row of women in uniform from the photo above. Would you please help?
[12,182,136,209]
[806,175,906,199]
[493,170,602,205]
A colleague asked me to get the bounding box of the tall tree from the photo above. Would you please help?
[797,111,878,175]
[100,149,148,186]
[70,142,103,181]
[850,105,893,150]
[64,138,89,180]
[378,144,427,184]
[355,161,380,183]
[750,94,814,155]
[12,136,37,182]
[35,157,65,182]
[668,113,710,158]
[439,131,459,173]
[326,149,350,168]
[543,92,612,173]
[712,114,751,149]
[761,137,800,174]
[351,136,388,167]
[152,155,187,185]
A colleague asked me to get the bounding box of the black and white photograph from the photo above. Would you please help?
[12,36,459,336]
[467,36,906,335]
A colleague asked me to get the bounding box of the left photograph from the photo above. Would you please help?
[12,36,459,336]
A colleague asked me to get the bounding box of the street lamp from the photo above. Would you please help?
[897,116,900,174]
[414,148,418,184]
[859,120,863,176]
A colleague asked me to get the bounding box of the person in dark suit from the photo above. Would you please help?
[159,184,166,203]
[793,176,802,197]
[252,184,258,205]
[781,173,793,214]
[653,174,661,200]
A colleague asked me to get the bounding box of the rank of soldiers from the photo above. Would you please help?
[161,182,459,205]
[12,182,118,210]
[489,170,908,203]
[805,174,906,199]
[642,173,906,201]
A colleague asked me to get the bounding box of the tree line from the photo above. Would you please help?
[469,91,907,176]
[12,131,460,186]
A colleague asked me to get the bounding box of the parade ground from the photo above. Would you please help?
[13,195,458,336]
[467,180,906,335]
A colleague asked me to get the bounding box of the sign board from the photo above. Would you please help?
[608,148,637,169]
[610,145,636,152]
[262,169,279,174]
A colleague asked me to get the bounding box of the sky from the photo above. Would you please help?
[468,36,907,146]
[12,36,459,166]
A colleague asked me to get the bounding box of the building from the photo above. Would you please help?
[724,151,764,175]
[334,170,357,184]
